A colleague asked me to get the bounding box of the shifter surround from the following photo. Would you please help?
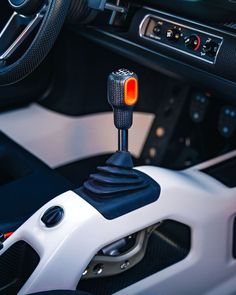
[75,151,161,219]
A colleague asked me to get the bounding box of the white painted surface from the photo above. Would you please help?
[0,104,154,167]
[1,158,236,295]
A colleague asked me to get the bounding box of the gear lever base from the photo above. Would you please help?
[76,151,161,219]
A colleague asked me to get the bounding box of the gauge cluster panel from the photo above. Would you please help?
[140,14,223,64]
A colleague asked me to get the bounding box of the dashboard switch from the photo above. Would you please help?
[41,206,64,228]
[203,40,219,57]
[153,25,162,36]
[166,28,181,42]
[185,35,201,51]
[189,92,209,123]
[218,106,236,138]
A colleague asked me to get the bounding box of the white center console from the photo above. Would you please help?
[1,68,236,295]
[0,150,236,295]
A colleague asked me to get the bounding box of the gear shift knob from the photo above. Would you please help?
[108,69,138,151]
[108,69,138,130]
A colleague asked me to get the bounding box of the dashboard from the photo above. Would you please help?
[79,1,236,102]
[144,0,236,21]
[140,14,223,64]
[1,0,236,110]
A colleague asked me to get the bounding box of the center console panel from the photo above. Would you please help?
[141,82,236,170]
[1,152,236,295]
[140,14,223,64]
[128,7,235,83]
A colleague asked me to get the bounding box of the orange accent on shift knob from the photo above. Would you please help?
[124,77,138,106]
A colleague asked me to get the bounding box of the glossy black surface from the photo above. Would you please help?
[140,0,236,21]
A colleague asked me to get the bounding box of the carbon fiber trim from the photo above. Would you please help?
[0,241,39,294]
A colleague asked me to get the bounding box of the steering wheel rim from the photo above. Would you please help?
[0,0,71,85]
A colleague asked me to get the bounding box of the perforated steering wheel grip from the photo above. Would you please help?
[0,0,71,85]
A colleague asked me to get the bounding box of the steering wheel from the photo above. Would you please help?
[0,0,71,85]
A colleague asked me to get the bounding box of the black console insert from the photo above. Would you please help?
[202,156,236,188]
[0,241,39,295]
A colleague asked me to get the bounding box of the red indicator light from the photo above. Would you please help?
[194,35,201,51]
[124,78,138,106]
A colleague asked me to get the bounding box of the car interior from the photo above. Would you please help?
[0,0,236,294]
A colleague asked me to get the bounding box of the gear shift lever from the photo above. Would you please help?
[108,69,138,152]
[77,69,160,218]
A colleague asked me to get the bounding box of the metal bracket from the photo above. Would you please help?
[82,223,160,279]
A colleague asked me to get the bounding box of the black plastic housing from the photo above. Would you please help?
[0,241,39,294]
[75,151,161,219]
[137,0,236,22]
